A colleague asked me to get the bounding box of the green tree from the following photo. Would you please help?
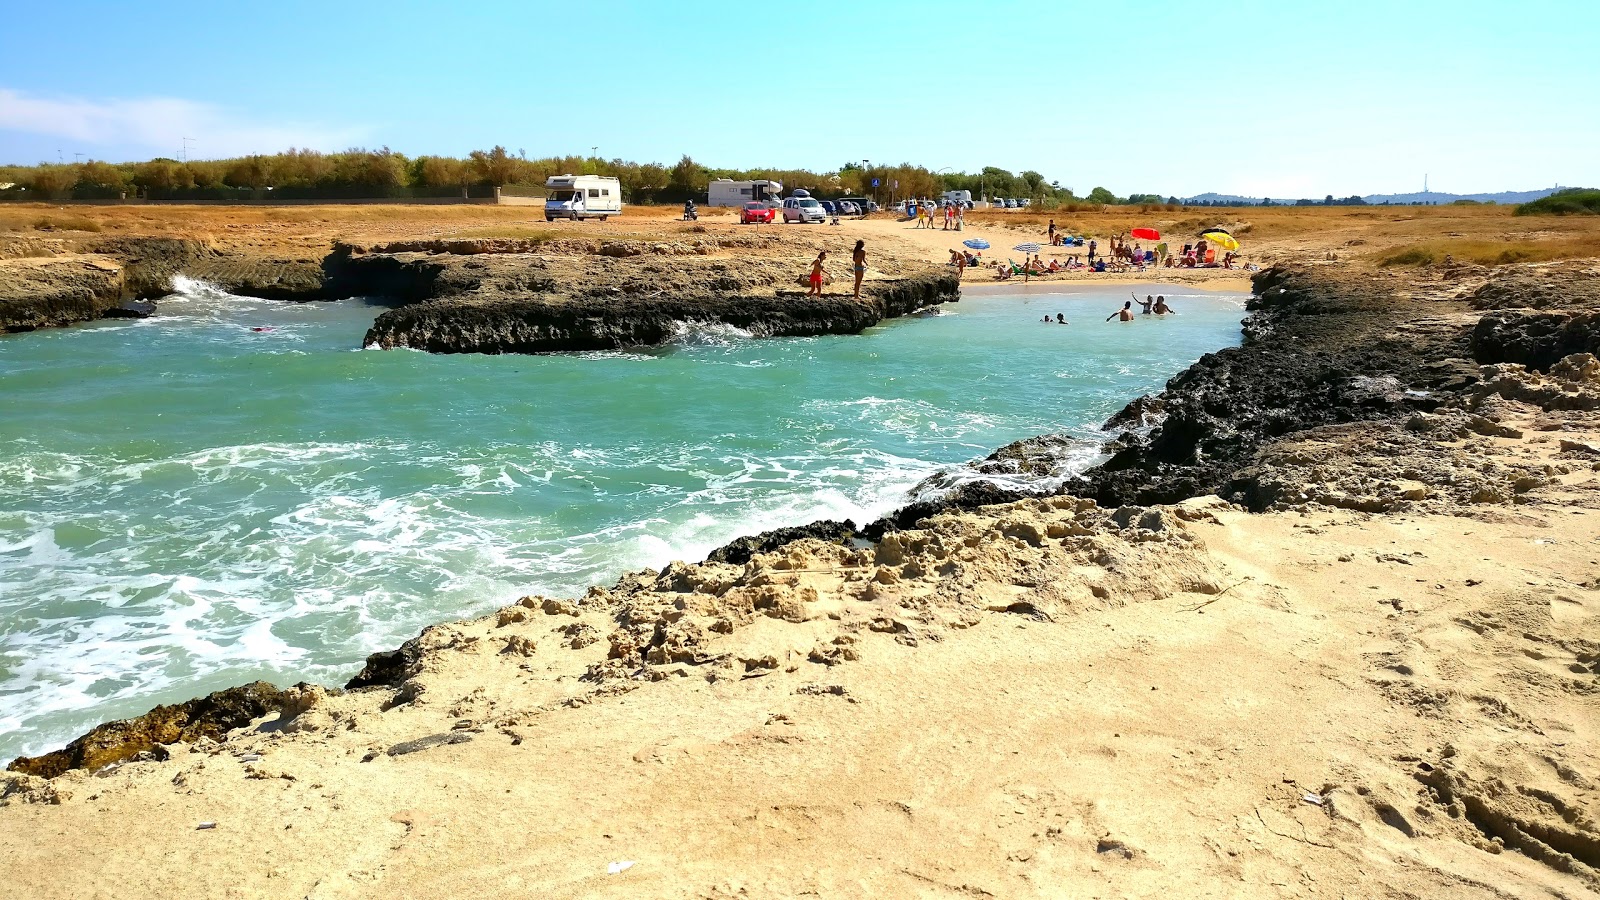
[469,146,519,186]
[76,160,128,190]
[224,155,273,190]
[26,164,78,197]
[668,154,706,200]
[622,163,669,203]
[1086,186,1117,204]
[980,166,1016,198]
[412,156,470,188]
[132,158,188,192]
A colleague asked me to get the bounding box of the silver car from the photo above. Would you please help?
[782,196,826,224]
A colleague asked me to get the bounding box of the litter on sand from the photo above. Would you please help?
[607,861,635,875]
[196,822,217,830]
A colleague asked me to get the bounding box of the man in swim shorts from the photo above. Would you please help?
[1105,301,1134,322]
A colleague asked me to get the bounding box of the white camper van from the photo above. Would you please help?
[545,174,622,222]
[707,179,783,207]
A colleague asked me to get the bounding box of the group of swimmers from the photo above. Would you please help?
[1107,294,1172,321]
[1038,294,1174,326]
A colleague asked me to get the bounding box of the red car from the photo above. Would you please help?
[740,201,776,224]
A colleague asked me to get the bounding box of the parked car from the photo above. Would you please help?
[782,195,827,224]
[837,201,860,216]
[819,200,837,216]
[1005,199,1019,209]
[740,201,775,224]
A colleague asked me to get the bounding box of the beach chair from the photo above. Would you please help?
[1204,249,1217,266]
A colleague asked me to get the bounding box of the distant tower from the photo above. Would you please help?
[1424,174,1429,194]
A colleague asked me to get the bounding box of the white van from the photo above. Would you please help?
[545,175,622,222]
[781,190,826,224]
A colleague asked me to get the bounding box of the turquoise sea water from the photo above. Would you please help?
[0,279,1245,760]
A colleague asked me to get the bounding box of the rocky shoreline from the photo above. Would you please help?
[4,259,1598,896]
[13,259,1598,773]
[2,234,960,352]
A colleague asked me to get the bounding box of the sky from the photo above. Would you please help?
[1,0,1596,198]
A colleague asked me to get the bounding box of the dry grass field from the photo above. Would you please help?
[3,202,1598,272]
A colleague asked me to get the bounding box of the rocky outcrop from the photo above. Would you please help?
[0,256,126,331]
[343,239,961,354]
[1472,310,1600,371]
[1068,266,1480,509]
[6,682,288,778]
[1,238,332,334]
[868,264,1507,530]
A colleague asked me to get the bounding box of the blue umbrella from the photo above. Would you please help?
[962,238,990,250]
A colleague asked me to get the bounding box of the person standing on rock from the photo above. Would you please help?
[852,241,867,298]
[809,250,828,297]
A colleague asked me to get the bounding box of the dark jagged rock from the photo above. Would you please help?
[1472,311,1600,371]
[329,241,959,354]
[707,519,858,566]
[359,273,958,354]
[6,682,288,778]
[345,634,431,690]
[1470,267,1600,311]
[1066,266,1477,508]
[104,299,157,318]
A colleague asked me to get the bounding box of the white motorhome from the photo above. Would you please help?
[942,190,972,207]
[545,174,622,222]
[708,179,783,207]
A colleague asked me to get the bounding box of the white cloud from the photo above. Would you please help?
[0,88,368,159]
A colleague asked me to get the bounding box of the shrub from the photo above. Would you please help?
[33,215,103,233]
[1516,188,1600,216]
[1380,246,1436,266]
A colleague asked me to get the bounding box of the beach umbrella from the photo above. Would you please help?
[963,238,990,250]
[1131,227,1160,241]
[1199,230,1239,251]
[1013,242,1042,281]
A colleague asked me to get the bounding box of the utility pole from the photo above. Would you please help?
[182,137,196,163]
[73,153,84,164]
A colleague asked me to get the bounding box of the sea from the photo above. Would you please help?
[0,278,1246,761]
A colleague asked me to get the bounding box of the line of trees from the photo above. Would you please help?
[0,147,1189,208]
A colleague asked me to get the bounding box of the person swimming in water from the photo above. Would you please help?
[1135,293,1154,315]
[1154,295,1172,314]
[1056,313,1068,324]
[1105,301,1134,322]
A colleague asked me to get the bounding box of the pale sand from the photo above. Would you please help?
[3,396,1596,897]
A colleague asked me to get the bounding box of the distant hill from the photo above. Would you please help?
[1177,187,1569,207]
[1363,188,1563,205]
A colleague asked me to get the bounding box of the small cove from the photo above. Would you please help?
[0,279,1246,760]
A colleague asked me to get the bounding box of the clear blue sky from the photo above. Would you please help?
[2,0,1595,197]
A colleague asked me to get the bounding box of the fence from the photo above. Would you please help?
[0,184,503,205]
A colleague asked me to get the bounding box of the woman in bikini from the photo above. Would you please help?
[852,241,867,298]
[810,250,828,297]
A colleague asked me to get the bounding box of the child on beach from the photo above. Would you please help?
[808,251,827,297]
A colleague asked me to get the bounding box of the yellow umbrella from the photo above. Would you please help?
[1200,230,1239,251]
